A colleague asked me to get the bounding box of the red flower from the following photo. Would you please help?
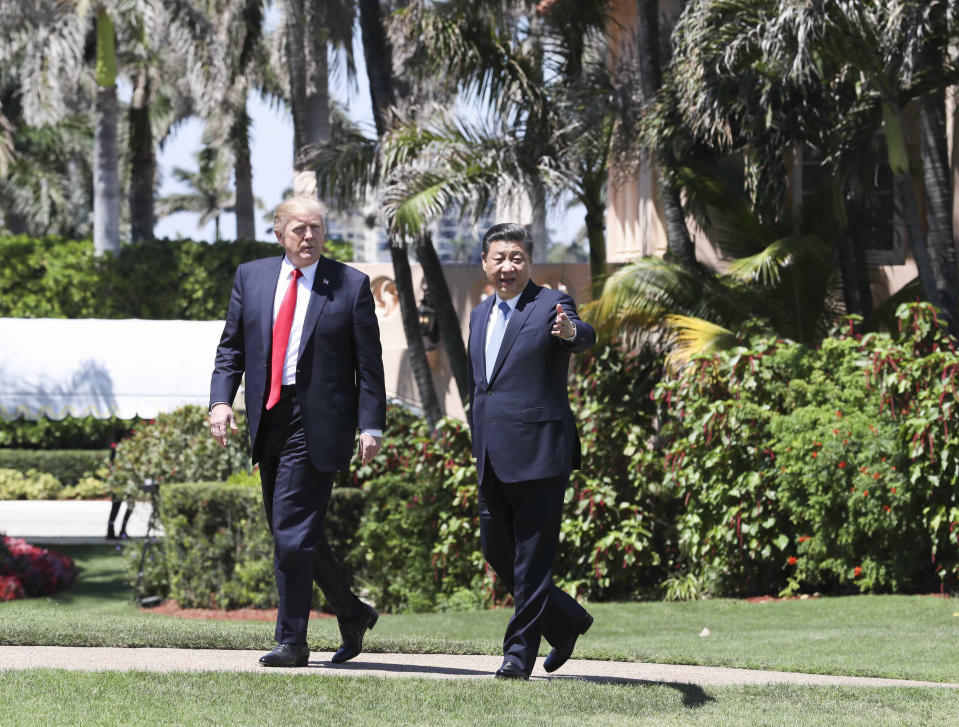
[873,472,880,480]
[832,429,840,435]
[787,556,798,566]
[863,490,869,497]
[811,452,818,459]
[798,535,810,543]
[836,410,843,418]
[891,487,897,494]
[884,505,891,513]
[838,461,846,468]
[853,566,862,578]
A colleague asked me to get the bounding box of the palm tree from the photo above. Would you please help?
[387,0,620,298]
[664,0,959,332]
[157,147,235,242]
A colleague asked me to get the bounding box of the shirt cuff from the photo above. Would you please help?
[361,429,383,438]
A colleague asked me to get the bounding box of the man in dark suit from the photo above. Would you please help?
[466,222,597,680]
[209,196,386,668]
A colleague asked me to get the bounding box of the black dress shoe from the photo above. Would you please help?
[331,604,378,664]
[494,660,529,680]
[543,613,593,674]
[259,643,310,668]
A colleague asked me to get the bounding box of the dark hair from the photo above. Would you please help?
[481,222,534,258]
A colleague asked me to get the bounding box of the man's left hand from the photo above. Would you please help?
[357,432,382,465]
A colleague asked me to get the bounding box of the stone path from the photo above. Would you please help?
[0,500,155,544]
[1,647,957,688]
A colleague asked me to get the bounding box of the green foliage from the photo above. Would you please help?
[564,346,673,600]
[0,416,134,449]
[0,468,62,500]
[58,476,110,500]
[107,406,251,501]
[655,303,959,596]
[349,407,488,613]
[0,235,356,320]
[0,449,108,485]
[142,481,274,609]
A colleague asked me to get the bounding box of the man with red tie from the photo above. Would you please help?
[209,196,386,668]
[467,223,597,679]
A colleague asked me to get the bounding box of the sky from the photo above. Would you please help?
[152,22,583,247]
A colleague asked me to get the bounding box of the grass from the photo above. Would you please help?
[2,546,958,684]
[1,671,958,727]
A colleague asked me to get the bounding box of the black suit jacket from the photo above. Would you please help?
[210,255,386,472]
[466,280,596,484]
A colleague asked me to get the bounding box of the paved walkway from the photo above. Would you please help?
[1,647,957,688]
[0,500,156,544]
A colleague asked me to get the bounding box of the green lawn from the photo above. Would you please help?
[1,671,957,727]
[3,545,959,727]
[3,546,958,685]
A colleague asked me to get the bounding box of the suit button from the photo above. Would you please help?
[486,390,492,397]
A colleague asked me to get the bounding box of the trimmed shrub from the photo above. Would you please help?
[0,415,134,449]
[107,406,251,501]
[0,468,62,500]
[0,535,77,599]
[0,449,109,484]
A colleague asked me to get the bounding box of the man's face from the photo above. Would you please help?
[276,212,325,268]
[482,240,531,301]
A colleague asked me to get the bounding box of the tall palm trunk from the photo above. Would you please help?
[128,67,154,242]
[882,103,945,320]
[360,0,442,429]
[232,99,256,240]
[636,0,694,269]
[286,0,330,196]
[919,90,959,334]
[582,172,606,300]
[94,9,120,256]
[415,232,469,406]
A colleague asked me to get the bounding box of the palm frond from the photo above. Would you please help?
[725,235,827,286]
[664,314,738,367]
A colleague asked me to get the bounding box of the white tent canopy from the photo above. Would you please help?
[0,318,226,420]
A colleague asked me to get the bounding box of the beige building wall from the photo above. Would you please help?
[351,262,592,421]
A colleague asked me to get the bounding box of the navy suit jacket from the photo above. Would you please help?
[466,280,596,484]
[210,254,386,473]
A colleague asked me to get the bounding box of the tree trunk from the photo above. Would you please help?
[93,10,120,256]
[919,88,959,333]
[636,0,695,268]
[415,232,469,406]
[128,67,154,242]
[232,100,256,240]
[391,242,442,429]
[360,0,443,430]
[583,176,606,300]
[883,103,943,315]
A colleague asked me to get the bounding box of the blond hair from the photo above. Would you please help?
[273,196,327,237]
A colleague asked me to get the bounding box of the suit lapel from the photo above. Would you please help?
[488,281,538,385]
[259,257,284,357]
[298,256,332,360]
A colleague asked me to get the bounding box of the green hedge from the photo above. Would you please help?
[130,479,366,610]
[0,416,134,449]
[0,469,108,500]
[0,234,352,320]
[0,449,108,485]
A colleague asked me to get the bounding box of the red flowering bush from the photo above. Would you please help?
[0,535,77,600]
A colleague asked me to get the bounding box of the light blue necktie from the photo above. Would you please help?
[485,300,511,377]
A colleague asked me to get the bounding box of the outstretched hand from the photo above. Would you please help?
[551,303,576,340]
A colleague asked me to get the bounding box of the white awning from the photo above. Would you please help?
[0,318,227,420]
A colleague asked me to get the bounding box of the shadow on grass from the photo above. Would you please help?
[311,659,491,677]
[545,675,715,707]
[52,544,135,603]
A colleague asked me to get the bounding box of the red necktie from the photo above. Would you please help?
[266,268,302,410]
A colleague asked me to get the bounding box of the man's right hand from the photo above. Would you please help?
[209,403,238,447]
